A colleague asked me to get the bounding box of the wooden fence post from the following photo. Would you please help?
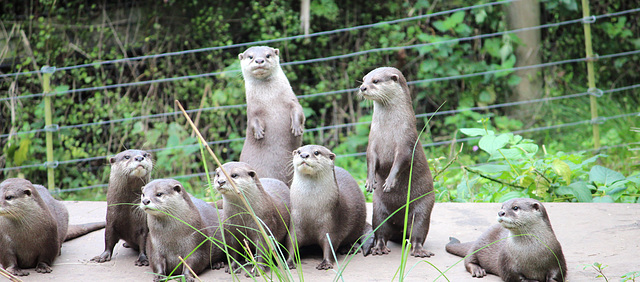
[581,0,601,150]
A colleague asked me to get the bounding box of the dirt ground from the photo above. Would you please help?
[6,201,639,281]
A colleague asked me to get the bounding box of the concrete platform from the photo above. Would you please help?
[8,201,639,281]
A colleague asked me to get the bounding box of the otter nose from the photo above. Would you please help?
[142,199,150,205]
[217,179,226,186]
[135,156,144,162]
[360,86,367,92]
[300,152,310,159]
[255,58,264,64]
[498,210,506,217]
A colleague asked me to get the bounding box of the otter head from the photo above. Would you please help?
[497,198,549,231]
[214,162,260,196]
[140,179,186,217]
[238,46,280,79]
[0,178,41,218]
[292,145,335,177]
[110,149,153,179]
[358,67,410,105]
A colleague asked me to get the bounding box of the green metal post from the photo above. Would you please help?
[581,0,600,150]
[42,66,56,190]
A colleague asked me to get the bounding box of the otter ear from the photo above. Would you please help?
[173,184,182,193]
[292,149,297,156]
[273,48,280,56]
[248,170,256,178]
[238,53,244,60]
[109,157,116,164]
[531,202,541,211]
[390,74,399,82]
[23,189,32,196]
[329,153,335,160]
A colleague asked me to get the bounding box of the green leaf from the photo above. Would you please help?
[479,134,509,154]
[459,128,493,137]
[474,164,510,174]
[498,191,526,203]
[552,159,572,184]
[14,138,32,166]
[593,195,614,203]
[515,143,538,155]
[589,165,625,186]
[557,182,592,202]
[488,148,522,161]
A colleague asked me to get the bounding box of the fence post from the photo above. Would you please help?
[581,0,600,150]
[41,66,56,190]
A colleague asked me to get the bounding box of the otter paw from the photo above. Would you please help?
[316,259,334,270]
[35,262,53,274]
[7,266,30,276]
[134,255,149,267]
[286,259,297,270]
[211,261,225,270]
[291,125,304,136]
[254,129,265,140]
[469,264,487,278]
[90,251,112,263]
[382,177,397,193]
[365,179,376,192]
[371,246,391,256]
[410,248,434,258]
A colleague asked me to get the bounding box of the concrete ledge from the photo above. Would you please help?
[12,202,640,281]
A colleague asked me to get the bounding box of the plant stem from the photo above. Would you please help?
[463,166,526,189]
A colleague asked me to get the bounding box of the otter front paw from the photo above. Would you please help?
[134,253,149,266]
[316,259,334,270]
[35,262,53,274]
[254,128,265,140]
[286,259,296,269]
[371,245,391,256]
[410,246,434,258]
[382,177,397,193]
[7,266,30,276]
[90,250,112,263]
[365,179,376,192]
[291,124,304,136]
[468,263,487,278]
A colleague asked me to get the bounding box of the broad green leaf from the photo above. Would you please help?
[515,143,538,155]
[589,165,625,186]
[593,196,614,203]
[567,182,593,202]
[552,159,572,184]
[459,128,493,137]
[498,191,526,203]
[488,148,522,161]
[14,138,31,166]
[473,164,510,174]
[479,134,509,154]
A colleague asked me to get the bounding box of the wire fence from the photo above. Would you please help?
[1,2,638,193]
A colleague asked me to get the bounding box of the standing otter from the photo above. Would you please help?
[91,149,153,266]
[214,162,290,276]
[358,67,435,257]
[286,145,373,270]
[446,198,567,282]
[141,179,225,282]
[0,178,105,276]
[238,46,305,186]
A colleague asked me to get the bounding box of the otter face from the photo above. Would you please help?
[497,198,545,230]
[238,46,280,79]
[0,178,37,217]
[292,145,335,176]
[140,179,185,216]
[110,149,153,179]
[214,162,259,196]
[358,67,408,105]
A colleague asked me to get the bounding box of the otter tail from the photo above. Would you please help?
[445,237,474,257]
[65,222,106,241]
[360,222,375,257]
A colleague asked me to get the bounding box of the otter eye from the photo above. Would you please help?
[512,206,519,211]
[231,174,238,178]
[314,151,320,156]
[297,150,301,154]
[266,54,271,58]
[144,153,149,158]
[5,195,13,201]
[373,79,379,84]
[124,155,130,160]
[248,56,253,60]
[156,193,163,197]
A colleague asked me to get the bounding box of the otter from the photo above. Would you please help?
[141,179,225,282]
[214,162,290,276]
[358,66,435,257]
[286,145,374,270]
[91,149,153,266]
[238,46,305,186]
[446,198,567,282]
[0,178,105,276]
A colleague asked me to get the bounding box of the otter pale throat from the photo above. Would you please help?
[238,46,305,186]
[445,198,567,282]
[286,145,374,270]
[359,66,435,258]
[91,149,153,266]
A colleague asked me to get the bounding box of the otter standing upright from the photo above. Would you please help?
[238,46,305,186]
[91,149,153,266]
[446,198,567,282]
[359,67,435,257]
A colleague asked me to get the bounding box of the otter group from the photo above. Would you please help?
[1,46,566,282]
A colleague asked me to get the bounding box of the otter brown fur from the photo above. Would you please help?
[214,162,290,276]
[141,179,225,282]
[0,178,105,276]
[91,149,153,266]
[446,198,567,282]
[286,145,374,270]
[238,46,305,186]
[358,67,435,257]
